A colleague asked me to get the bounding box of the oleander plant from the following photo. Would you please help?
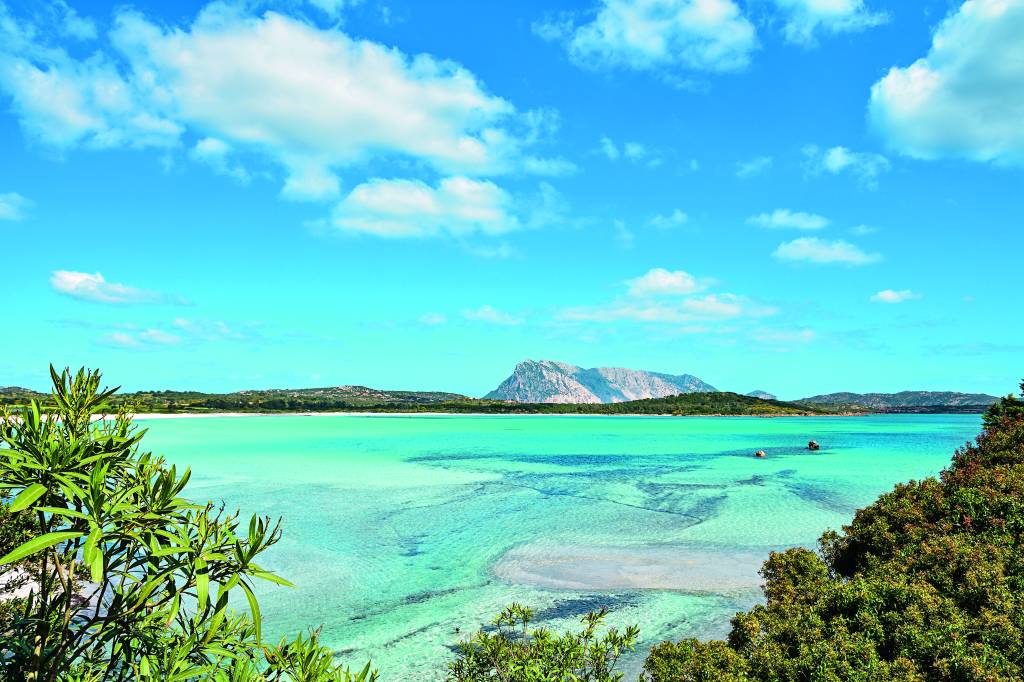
[0,367,375,682]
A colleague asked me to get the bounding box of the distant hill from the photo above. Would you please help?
[0,385,468,412]
[485,359,716,403]
[798,390,998,413]
[746,390,777,400]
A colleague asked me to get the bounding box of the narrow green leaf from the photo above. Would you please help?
[250,570,295,588]
[195,557,209,612]
[35,506,89,520]
[0,531,84,566]
[239,580,262,644]
[9,483,46,512]
[83,524,100,564]
[89,550,104,583]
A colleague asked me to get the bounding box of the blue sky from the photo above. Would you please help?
[1,0,1021,399]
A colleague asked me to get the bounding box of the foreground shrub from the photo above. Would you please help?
[643,380,1024,681]
[0,367,375,682]
[448,603,639,681]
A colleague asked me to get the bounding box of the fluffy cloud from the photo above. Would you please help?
[735,155,772,178]
[0,192,32,221]
[304,0,363,18]
[773,237,881,265]
[870,289,921,304]
[462,305,524,325]
[753,327,816,344]
[771,0,887,45]
[50,271,179,304]
[0,5,556,201]
[563,266,776,324]
[803,145,890,188]
[189,137,250,184]
[598,136,663,166]
[419,312,448,326]
[869,0,1024,165]
[748,209,829,230]
[648,209,689,229]
[99,327,184,348]
[538,0,758,74]
[331,176,518,238]
[626,268,708,296]
[561,293,766,323]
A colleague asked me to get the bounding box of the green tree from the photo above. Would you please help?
[642,380,1024,681]
[0,367,375,682]
[448,603,639,681]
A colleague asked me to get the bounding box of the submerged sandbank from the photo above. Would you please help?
[493,543,770,593]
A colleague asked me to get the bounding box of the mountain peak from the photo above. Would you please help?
[745,390,777,400]
[485,360,716,403]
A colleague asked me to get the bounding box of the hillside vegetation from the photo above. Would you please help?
[643,381,1024,680]
[798,390,997,413]
[0,386,827,416]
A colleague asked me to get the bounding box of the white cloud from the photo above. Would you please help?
[100,328,182,348]
[599,136,620,160]
[0,192,32,221]
[99,332,142,349]
[598,136,663,166]
[869,0,1024,165]
[542,0,758,75]
[419,312,448,325]
[626,268,708,296]
[520,156,579,176]
[803,144,890,188]
[189,137,250,184]
[851,224,877,235]
[466,242,519,259]
[172,318,244,340]
[870,289,921,304]
[771,0,887,45]
[138,328,182,344]
[58,3,98,41]
[753,327,816,344]
[305,0,363,18]
[773,237,881,265]
[614,219,635,249]
[0,5,554,200]
[748,209,829,230]
[648,209,689,229]
[463,305,524,325]
[561,293,764,323]
[50,271,175,304]
[735,155,772,178]
[623,142,648,161]
[331,176,519,238]
[0,10,182,150]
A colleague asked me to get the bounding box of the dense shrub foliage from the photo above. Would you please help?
[643,380,1024,681]
[0,368,375,682]
[449,604,639,681]
[0,386,826,416]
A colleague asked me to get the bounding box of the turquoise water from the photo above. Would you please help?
[141,414,980,679]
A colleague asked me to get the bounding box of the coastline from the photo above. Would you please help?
[125,410,868,420]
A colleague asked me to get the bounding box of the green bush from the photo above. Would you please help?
[448,603,639,681]
[0,367,375,682]
[642,380,1024,681]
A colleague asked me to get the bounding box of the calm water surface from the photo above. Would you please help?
[141,413,981,679]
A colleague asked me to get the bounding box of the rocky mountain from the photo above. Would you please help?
[799,390,999,413]
[485,359,716,403]
[745,390,777,400]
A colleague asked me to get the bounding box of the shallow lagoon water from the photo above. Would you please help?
[141,413,981,679]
